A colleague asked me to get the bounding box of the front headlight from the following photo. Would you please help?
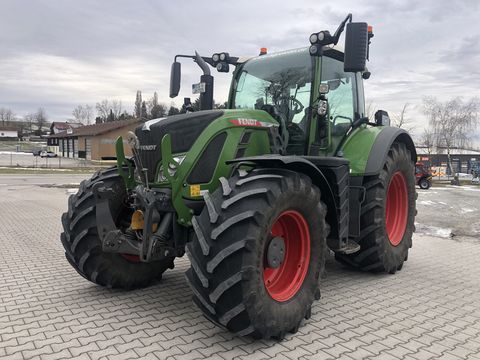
[157,155,186,182]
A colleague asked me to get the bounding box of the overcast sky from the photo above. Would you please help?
[1,0,479,137]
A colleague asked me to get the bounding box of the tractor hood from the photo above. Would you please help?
[135,110,224,181]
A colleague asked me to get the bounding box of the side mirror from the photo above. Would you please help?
[374,110,390,126]
[344,22,368,73]
[169,62,181,98]
[362,71,371,80]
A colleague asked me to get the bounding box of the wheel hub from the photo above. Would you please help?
[266,236,285,268]
[263,210,310,302]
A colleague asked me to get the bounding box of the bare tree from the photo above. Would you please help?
[365,100,377,120]
[392,103,414,132]
[214,101,228,109]
[24,113,35,133]
[96,100,110,122]
[72,104,93,124]
[0,108,15,126]
[423,96,480,175]
[420,127,435,156]
[96,99,123,122]
[111,100,123,119]
[35,108,47,134]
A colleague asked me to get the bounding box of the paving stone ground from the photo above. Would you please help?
[1,183,480,360]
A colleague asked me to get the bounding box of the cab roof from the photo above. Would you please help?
[236,45,345,65]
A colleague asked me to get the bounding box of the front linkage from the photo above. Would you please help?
[94,135,189,263]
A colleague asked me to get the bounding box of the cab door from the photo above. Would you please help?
[308,52,365,157]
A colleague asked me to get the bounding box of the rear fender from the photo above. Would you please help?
[343,126,417,239]
[363,127,417,176]
[342,126,416,177]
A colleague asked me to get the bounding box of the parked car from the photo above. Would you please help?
[415,162,432,189]
[40,151,58,158]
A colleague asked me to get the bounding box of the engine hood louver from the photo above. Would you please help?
[135,110,224,182]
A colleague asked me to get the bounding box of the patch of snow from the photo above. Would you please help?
[419,200,436,206]
[415,223,452,238]
[461,208,477,214]
[0,151,32,155]
[0,166,75,172]
[438,201,448,205]
[461,186,480,192]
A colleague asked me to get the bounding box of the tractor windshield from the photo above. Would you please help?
[232,48,313,126]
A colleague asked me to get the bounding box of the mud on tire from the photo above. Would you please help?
[60,167,174,289]
[335,142,416,273]
[185,168,328,339]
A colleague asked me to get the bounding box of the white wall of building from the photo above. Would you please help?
[0,130,18,138]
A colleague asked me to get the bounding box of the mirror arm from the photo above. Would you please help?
[194,51,211,75]
[175,54,240,68]
[332,13,352,45]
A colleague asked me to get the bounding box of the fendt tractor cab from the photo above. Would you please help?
[61,15,417,339]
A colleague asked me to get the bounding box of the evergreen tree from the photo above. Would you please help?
[107,109,115,122]
[192,98,201,111]
[135,90,142,118]
[151,104,167,119]
[141,101,148,120]
[118,111,133,121]
[168,106,180,116]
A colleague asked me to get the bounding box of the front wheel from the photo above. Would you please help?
[336,142,416,273]
[185,169,328,339]
[60,168,174,289]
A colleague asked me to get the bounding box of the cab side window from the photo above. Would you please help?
[321,56,356,136]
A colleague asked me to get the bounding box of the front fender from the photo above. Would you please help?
[227,155,333,195]
[227,155,345,244]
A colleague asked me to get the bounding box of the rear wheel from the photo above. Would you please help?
[185,169,328,339]
[335,142,416,273]
[60,168,174,289]
[419,178,431,189]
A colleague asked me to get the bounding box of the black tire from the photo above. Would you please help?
[60,167,174,289]
[335,142,416,273]
[419,178,430,189]
[185,168,328,339]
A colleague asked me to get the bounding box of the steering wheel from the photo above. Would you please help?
[332,115,353,126]
[278,96,304,116]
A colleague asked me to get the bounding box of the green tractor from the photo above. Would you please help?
[61,15,416,339]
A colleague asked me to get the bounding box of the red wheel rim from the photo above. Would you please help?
[385,171,408,246]
[263,210,310,302]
